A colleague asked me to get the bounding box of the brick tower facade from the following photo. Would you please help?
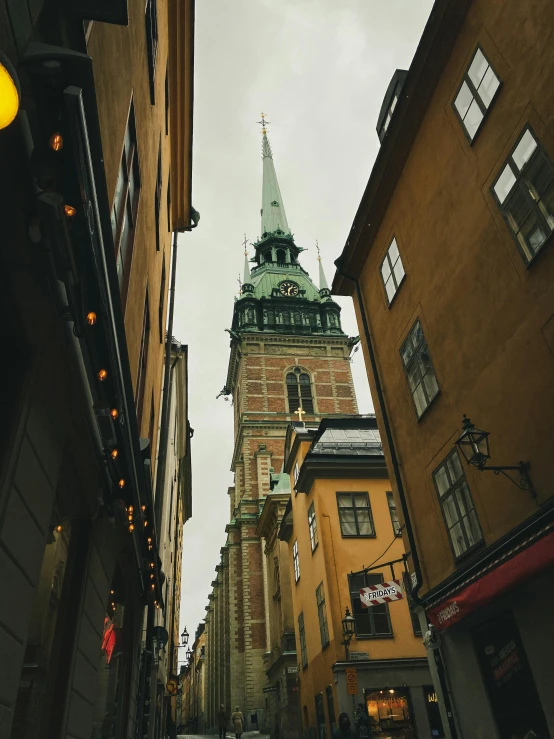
[203,122,358,729]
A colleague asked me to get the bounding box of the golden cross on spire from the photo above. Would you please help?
[257,111,270,135]
[316,240,321,261]
[294,406,306,423]
[242,233,249,255]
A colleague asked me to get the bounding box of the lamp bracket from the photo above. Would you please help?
[478,462,537,502]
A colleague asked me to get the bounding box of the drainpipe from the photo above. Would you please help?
[336,266,459,739]
[335,266,423,601]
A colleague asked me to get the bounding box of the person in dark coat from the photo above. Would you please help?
[333,713,358,739]
[217,704,228,739]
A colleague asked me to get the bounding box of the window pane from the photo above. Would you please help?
[337,494,351,508]
[513,129,537,171]
[526,154,554,199]
[518,213,547,255]
[477,66,500,108]
[385,276,397,303]
[434,466,450,497]
[412,383,428,417]
[464,99,484,139]
[462,509,482,547]
[494,164,517,204]
[454,81,473,119]
[381,257,392,282]
[393,258,405,284]
[505,188,534,232]
[353,494,369,508]
[455,482,474,517]
[406,362,421,393]
[422,366,439,403]
[388,238,400,263]
[373,609,392,635]
[442,496,460,529]
[410,321,424,349]
[450,522,467,557]
[447,452,464,483]
[539,181,554,229]
[468,48,488,88]
[339,511,357,536]
[357,514,374,536]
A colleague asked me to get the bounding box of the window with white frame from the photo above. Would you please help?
[433,450,483,559]
[380,238,405,304]
[492,127,554,263]
[308,502,319,552]
[292,540,300,583]
[453,46,500,142]
[400,320,439,418]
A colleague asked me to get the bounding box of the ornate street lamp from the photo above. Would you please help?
[181,626,189,647]
[186,648,192,662]
[341,607,356,661]
[455,415,536,501]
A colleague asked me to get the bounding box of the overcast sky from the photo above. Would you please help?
[175,0,434,651]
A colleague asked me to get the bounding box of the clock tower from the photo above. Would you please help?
[207,121,359,726]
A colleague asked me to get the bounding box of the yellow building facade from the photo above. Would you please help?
[280,418,442,739]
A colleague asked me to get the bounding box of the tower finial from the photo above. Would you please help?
[316,240,321,260]
[242,234,252,290]
[257,112,270,136]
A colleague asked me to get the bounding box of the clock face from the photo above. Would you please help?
[280,281,299,297]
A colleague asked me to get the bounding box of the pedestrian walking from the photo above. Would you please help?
[231,706,245,739]
[333,713,358,739]
[217,704,228,739]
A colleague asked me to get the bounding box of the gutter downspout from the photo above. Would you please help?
[336,266,458,739]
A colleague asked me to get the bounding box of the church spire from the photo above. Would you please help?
[258,113,290,237]
[242,234,252,284]
[317,241,331,297]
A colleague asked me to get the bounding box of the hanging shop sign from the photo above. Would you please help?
[360,580,403,607]
[427,529,554,632]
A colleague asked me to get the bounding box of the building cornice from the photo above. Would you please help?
[296,456,388,495]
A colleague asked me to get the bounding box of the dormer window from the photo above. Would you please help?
[377,70,408,143]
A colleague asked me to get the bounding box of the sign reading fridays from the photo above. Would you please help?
[360,579,403,608]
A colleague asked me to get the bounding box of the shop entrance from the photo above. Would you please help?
[365,688,416,738]
[473,611,549,739]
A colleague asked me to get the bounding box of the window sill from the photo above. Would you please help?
[340,533,376,540]
[354,634,395,640]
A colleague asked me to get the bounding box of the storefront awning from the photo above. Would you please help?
[427,526,554,631]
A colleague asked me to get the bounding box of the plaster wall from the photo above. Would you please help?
[350,0,554,595]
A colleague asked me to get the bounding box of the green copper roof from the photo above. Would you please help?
[261,133,290,237]
[249,262,321,301]
[318,257,329,291]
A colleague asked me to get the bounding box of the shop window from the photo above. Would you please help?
[380,237,405,304]
[492,126,554,264]
[453,46,500,142]
[315,693,326,739]
[337,492,375,537]
[293,539,300,583]
[298,612,308,668]
[400,320,439,418]
[366,688,415,735]
[308,502,319,552]
[326,686,336,737]
[286,368,314,414]
[136,292,151,429]
[145,0,158,103]
[386,492,402,536]
[433,450,482,559]
[112,101,140,306]
[316,582,329,648]
[348,573,393,638]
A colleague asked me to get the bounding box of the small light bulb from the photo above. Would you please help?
[149,562,154,569]
[110,408,119,420]
[49,132,63,151]
[151,583,155,590]
[118,478,125,488]
[98,369,108,382]
[150,573,155,580]
[128,514,133,522]
[87,312,97,326]
[128,505,134,513]
[110,590,115,595]
[55,524,63,533]
[111,449,118,460]
[147,537,152,544]
[64,204,77,218]
[141,505,146,512]
[111,602,115,608]
[128,523,135,532]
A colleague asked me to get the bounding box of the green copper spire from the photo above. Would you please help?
[243,235,252,284]
[316,241,330,293]
[259,114,290,237]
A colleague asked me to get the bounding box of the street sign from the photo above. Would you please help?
[346,667,358,695]
[349,652,369,661]
[360,579,403,608]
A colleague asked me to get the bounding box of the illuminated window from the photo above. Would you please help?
[453,46,500,141]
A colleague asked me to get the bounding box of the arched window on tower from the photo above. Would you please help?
[282,311,290,326]
[293,311,301,325]
[276,248,286,263]
[286,368,314,414]
[267,310,275,325]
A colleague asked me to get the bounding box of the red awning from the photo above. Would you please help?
[427,528,554,631]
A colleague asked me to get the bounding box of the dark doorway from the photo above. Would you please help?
[473,611,549,739]
[424,686,446,738]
